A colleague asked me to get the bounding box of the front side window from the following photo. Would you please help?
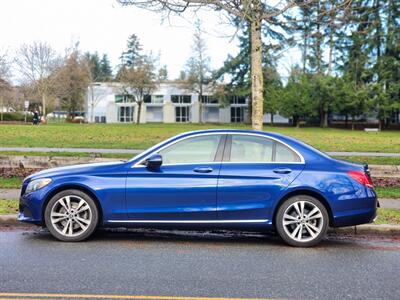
[159,135,221,164]
[229,135,301,163]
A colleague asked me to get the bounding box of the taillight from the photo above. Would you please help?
[348,171,374,188]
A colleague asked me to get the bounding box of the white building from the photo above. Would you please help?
[85,82,289,124]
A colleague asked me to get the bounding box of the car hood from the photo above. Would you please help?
[25,161,128,181]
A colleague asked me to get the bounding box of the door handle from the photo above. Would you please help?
[273,168,292,174]
[193,167,213,173]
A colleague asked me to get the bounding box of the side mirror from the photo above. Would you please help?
[145,154,162,169]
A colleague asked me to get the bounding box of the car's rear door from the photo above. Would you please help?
[125,134,226,221]
[217,134,305,221]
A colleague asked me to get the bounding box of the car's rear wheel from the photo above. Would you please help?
[276,195,328,247]
[44,189,98,242]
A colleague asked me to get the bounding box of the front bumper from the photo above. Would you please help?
[18,187,49,225]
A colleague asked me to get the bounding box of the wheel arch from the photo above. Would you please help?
[273,189,334,227]
[42,184,103,225]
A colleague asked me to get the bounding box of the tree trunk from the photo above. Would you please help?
[270,113,274,126]
[136,101,142,124]
[351,115,355,130]
[0,95,3,123]
[320,106,328,128]
[42,93,46,116]
[250,18,264,131]
[198,94,203,124]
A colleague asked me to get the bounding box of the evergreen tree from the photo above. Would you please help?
[100,54,113,81]
[120,34,143,68]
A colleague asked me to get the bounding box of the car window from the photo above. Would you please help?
[230,135,301,163]
[159,135,221,164]
[275,142,301,162]
[230,135,274,162]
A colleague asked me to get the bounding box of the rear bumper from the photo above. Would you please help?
[331,196,378,227]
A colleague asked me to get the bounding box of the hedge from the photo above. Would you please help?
[0,112,33,122]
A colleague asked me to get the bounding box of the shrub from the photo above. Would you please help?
[0,112,33,122]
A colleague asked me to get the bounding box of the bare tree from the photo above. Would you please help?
[53,51,91,118]
[16,42,58,115]
[118,56,157,124]
[87,83,107,122]
[184,19,211,123]
[0,50,12,121]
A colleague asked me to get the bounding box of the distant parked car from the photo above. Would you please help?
[18,130,378,246]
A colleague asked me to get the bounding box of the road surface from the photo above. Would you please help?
[0,227,399,300]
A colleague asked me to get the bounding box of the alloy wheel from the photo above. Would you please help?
[282,200,324,243]
[50,195,92,237]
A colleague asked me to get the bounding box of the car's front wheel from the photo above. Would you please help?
[276,195,328,247]
[44,189,99,242]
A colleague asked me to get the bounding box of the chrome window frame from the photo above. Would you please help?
[132,132,305,168]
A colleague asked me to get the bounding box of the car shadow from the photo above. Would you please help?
[19,226,391,250]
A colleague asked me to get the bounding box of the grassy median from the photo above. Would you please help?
[0,200,18,214]
[1,123,400,153]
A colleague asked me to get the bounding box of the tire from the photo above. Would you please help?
[44,189,99,242]
[275,195,329,247]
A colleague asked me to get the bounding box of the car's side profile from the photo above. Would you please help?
[18,129,378,246]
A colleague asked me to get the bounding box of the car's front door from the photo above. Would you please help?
[125,134,225,221]
[217,134,305,221]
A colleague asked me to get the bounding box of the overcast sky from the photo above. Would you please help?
[0,0,298,82]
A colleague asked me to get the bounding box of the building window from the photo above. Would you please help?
[201,95,218,104]
[94,116,100,123]
[100,116,106,123]
[176,106,190,122]
[230,96,246,104]
[171,95,191,104]
[144,95,164,104]
[231,107,244,123]
[118,106,134,123]
[115,94,134,103]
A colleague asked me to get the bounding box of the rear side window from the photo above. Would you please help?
[159,135,222,164]
[229,135,301,163]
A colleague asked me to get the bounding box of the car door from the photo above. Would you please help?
[217,134,305,220]
[125,134,226,221]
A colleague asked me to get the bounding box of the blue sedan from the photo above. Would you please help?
[18,129,378,246]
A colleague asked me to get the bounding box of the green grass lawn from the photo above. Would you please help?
[0,199,18,214]
[1,123,400,153]
[0,177,23,189]
[374,208,400,225]
[375,187,400,199]
[334,156,400,166]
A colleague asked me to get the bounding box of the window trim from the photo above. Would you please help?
[132,132,305,168]
[223,134,302,164]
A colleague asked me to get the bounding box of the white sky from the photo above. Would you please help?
[0,0,298,82]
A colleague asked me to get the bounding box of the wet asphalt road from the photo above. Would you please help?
[0,227,399,300]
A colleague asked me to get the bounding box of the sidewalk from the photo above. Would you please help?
[1,188,399,209]
[1,146,400,157]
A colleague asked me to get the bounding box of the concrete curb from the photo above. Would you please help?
[0,214,21,226]
[328,224,400,236]
[1,214,400,236]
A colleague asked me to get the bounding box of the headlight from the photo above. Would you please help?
[25,178,52,194]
